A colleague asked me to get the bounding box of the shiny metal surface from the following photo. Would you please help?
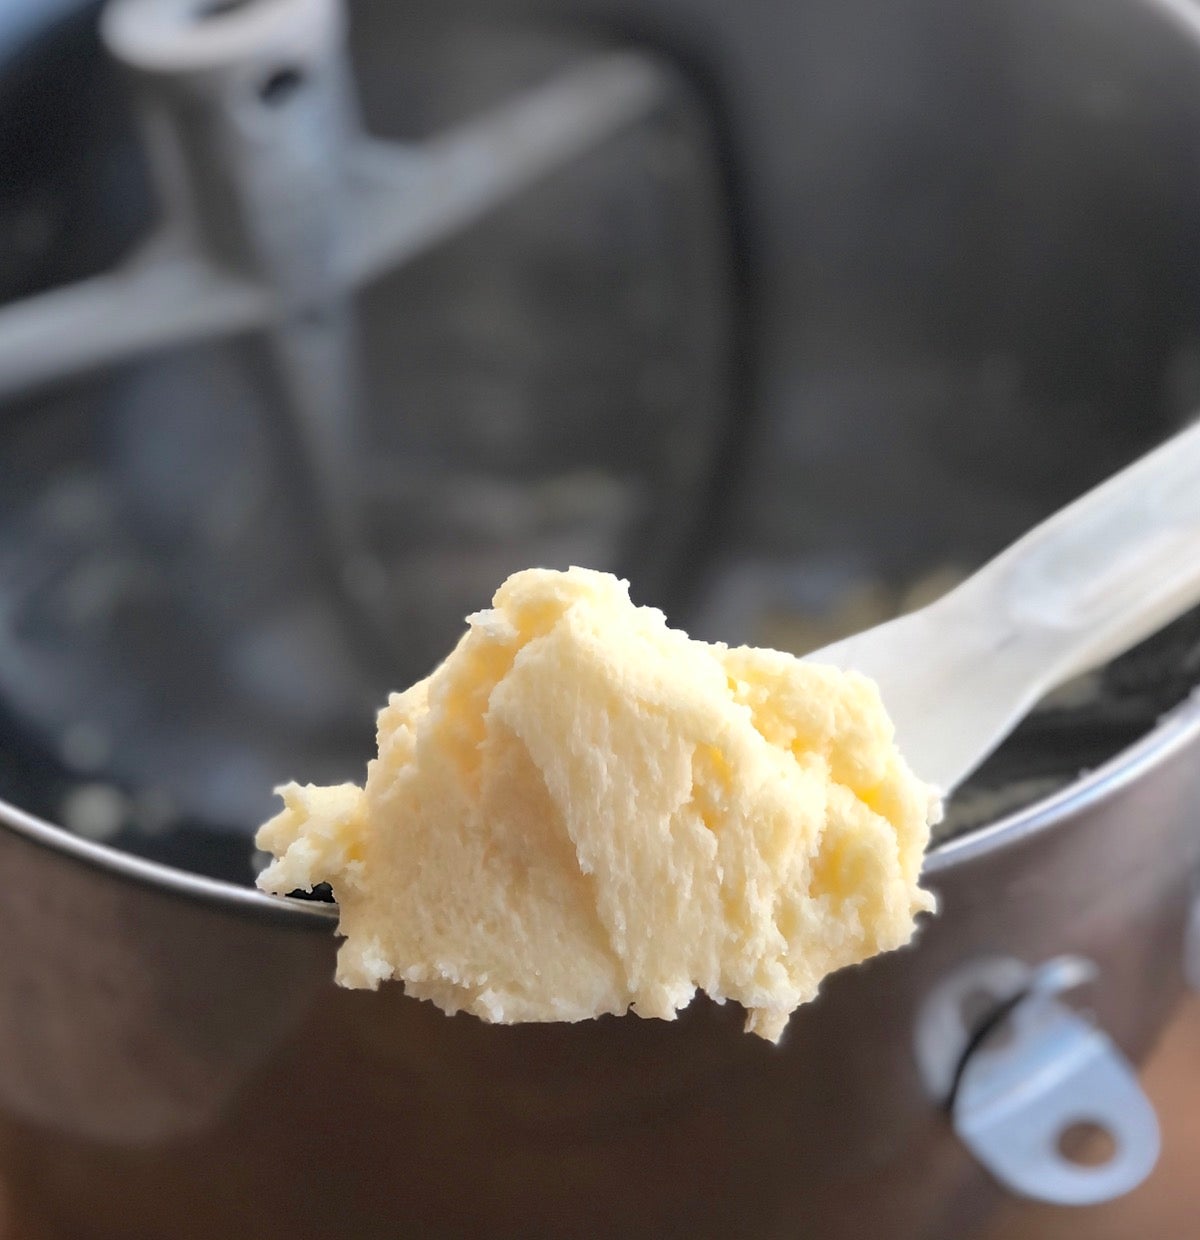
[13,0,683,685]
[918,954,1161,1205]
[1,697,1198,1237]
[3,0,1200,1236]
[0,0,731,837]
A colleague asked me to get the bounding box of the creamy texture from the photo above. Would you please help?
[257,567,939,1041]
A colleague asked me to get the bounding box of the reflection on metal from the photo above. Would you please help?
[916,955,1160,1206]
[1184,889,1200,991]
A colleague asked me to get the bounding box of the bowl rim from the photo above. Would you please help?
[4,0,1200,932]
[924,685,1200,873]
[1,688,1197,927]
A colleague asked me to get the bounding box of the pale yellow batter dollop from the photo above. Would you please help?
[257,567,938,1041]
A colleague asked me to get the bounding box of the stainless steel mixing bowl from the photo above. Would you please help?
[2,698,1199,1239]
[2,0,1200,1236]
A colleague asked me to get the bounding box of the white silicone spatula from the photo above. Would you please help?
[808,418,1200,793]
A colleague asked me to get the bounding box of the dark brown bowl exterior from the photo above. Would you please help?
[1,698,1198,1240]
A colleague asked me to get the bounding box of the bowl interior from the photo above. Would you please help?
[2,0,1200,881]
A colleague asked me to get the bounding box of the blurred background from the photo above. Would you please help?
[3,0,1200,886]
[4,3,1200,1238]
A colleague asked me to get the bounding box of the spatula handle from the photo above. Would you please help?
[989,416,1200,684]
[808,417,1200,792]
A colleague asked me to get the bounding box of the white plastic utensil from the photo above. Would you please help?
[808,418,1200,793]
